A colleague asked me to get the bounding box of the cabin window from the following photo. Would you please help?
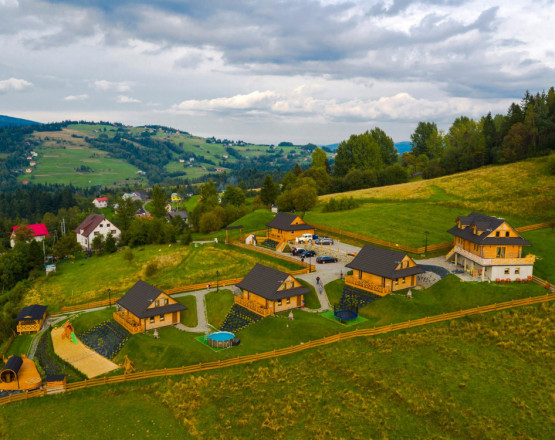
[496,247,506,258]
[515,268,520,274]
[164,299,168,305]
[150,317,155,323]
[99,224,103,228]
[394,279,398,285]
[495,231,500,237]
[402,277,406,283]
[286,298,290,304]
[278,300,282,306]
[94,231,99,236]
[505,231,510,237]
[155,300,159,307]
[160,315,165,321]
[504,268,510,274]
[290,281,294,288]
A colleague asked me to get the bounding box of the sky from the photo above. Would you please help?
[0,0,554,144]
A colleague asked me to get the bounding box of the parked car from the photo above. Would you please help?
[316,256,338,264]
[291,247,306,256]
[296,233,314,244]
[314,237,334,245]
[300,250,316,258]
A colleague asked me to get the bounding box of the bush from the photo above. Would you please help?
[322,197,360,213]
[199,211,224,233]
[123,247,134,264]
[145,261,158,277]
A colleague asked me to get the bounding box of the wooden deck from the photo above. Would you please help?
[51,327,120,378]
[345,275,391,296]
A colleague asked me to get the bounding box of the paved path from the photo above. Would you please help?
[27,315,67,359]
[173,289,211,333]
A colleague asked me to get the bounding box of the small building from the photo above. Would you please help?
[0,355,42,391]
[171,193,182,203]
[179,159,185,163]
[10,223,49,248]
[235,264,310,316]
[345,245,424,297]
[74,214,121,250]
[133,190,149,201]
[16,304,48,334]
[446,212,534,281]
[25,168,32,173]
[266,212,315,243]
[122,192,140,201]
[167,210,188,223]
[92,197,108,208]
[29,161,36,167]
[114,280,186,334]
[136,208,148,217]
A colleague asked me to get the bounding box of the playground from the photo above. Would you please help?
[51,323,119,378]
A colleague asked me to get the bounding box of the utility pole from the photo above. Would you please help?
[61,218,66,235]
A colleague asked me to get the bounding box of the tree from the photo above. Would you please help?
[199,211,224,233]
[291,185,317,213]
[91,234,105,253]
[12,225,34,244]
[104,232,117,254]
[410,122,438,157]
[221,185,246,207]
[27,240,44,270]
[334,131,384,177]
[300,167,330,194]
[116,197,137,231]
[370,127,397,165]
[199,180,219,207]
[260,174,279,206]
[502,122,531,163]
[53,233,81,259]
[293,163,303,176]
[311,147,329,171]
[281,172,298,192]
[150,185,167,219]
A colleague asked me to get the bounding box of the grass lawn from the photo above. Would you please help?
[298,279,321,309]
[24,243,302,311]
[521,228,555,282]
[175,295,198,328]
[308,158,554,247]
[205,289,234,329]
[2,303,552,439]
[5,334,34,358]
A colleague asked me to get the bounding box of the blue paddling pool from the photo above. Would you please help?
[208,331,235,348]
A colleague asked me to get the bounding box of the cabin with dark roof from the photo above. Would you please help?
[0,355,42,391]
[235,264,310,316]
[113,280,186,334]
[266,212,315,243]
[16,304,47,334]
[345,245,424,296]
[446,212,535,281]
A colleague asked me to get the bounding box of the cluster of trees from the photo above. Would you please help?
[405,88,555,178]
[322,197,360,213]
[190,181,248,233]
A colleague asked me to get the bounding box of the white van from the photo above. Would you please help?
[297,233,314,244]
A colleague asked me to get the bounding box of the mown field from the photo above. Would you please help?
[1,303,552,439]
[24,243,303,311]
[307,158,555,247]
[521,228,555,282]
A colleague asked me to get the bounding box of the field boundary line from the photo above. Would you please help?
[3,292,553,406]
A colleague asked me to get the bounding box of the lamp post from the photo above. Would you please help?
[108,288,111,308]
[424,231,430,255]
[216,270,220,292]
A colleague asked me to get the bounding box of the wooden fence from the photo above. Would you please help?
[3,292,553,407]
[230,241,314,272]
[312,221,555,255]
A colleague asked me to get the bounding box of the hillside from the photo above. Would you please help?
[306,158,555,247]
[0,115,40,127]
[1,303,552,439]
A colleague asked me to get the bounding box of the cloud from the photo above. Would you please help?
[95,80,132,92]
[0,77,33,92]
[174,90,278,112]
[64,94,88,101]
[116,95,141,103]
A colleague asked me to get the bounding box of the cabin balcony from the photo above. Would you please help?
[345,275,391,296]
[113,311,143,334]
[268,233,283,241]
[449,246,536,267]
[234,296,273,317]
[16,321,41,334]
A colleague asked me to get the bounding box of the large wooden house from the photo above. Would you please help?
[15,304,47,334]
[266,212,315,242]
[235,264,310,316]
[114,280,186,334]
[345,245,424,296]
[446,212,534,281]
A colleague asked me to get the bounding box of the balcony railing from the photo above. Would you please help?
[113,311,143,334]
[451,246,536,267]
[234,296,273,317]
[345,275,391,296]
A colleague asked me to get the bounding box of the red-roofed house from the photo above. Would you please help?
[10,224,50,248]
[75,214,121,250]
[92,197,108,208]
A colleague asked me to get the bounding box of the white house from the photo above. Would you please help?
[122,192,141,202]
[10,224,49,248]
[75,214,121,250]
[92,197,108,209]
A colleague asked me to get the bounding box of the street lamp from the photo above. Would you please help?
[108,288,111,308]
[216,270,220,292]
[424,231,430,255]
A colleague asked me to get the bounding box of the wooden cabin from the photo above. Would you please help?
[345,245,424,296]
[446,212,534,282]
[235,264,310,316]
[16,304,47,334]
[0,355,42,391]
[114,280,186,334]
[266,212,315,242]
[45,374,66,393]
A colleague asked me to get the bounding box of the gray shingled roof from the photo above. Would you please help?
[116,280,186,319]
[16,304,47,321]
[345,245,424,279]
[74,214,105,238]
[266,212,314,231]
[168,211,188,220]
[448,212,530,246]
[236,264,310,300]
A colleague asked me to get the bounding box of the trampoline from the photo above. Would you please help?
[208,331,235,349]
[333,301,359,323]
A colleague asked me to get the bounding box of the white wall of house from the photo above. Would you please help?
[92,200,108,208]
[10,234,46,248]
[487,265,533,282]
[77,219,121,249]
